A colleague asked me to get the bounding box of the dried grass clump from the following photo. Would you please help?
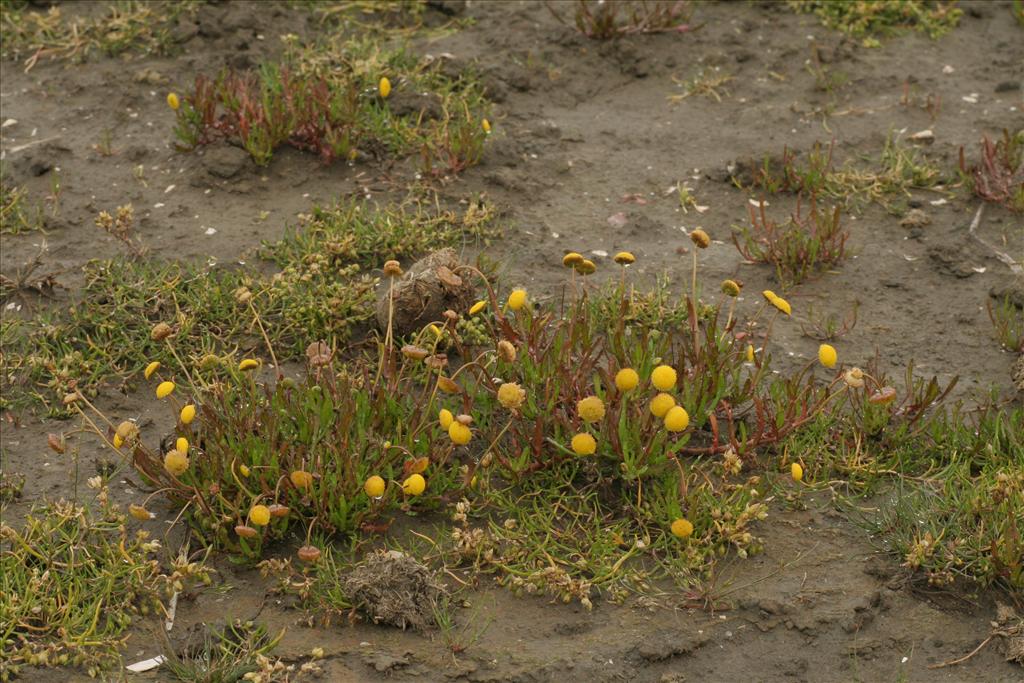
[342,550,446,630]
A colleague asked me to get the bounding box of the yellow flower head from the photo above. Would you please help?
[379,76,392,98]
[449,421,472,445]
[577,396,605,423]
[249,504,271,527]
[664,405,690,432]
[239,464,251,477]
[670,518,694,538]
[791,462,804,482]
[497,339,517,363]
[571,432,597,456]
[649,392,676,418]
[290,470,313,489]
[113,434,124,449]
[575,259,597,275]
[439,408,454,430]
[613,251,636,265]
[437,376,462,394]
[818,344,837,369]
[651,365,677,391]
[482,118,491,134]
[770,296,791,316]
[689,229,710,249]
[745,344,755,363]
[144,361,161,380]
[116,420,138,441]
[156,381,175,399]
[238,358,260,372]
[402,473,426,496]
[498,382,526,410]
[614,368,639,392]
[166,92,180,110]
[507,289,527,311]
[164,449,189,476]
[429,324,443,338]
[562,252,584,268]
[180,404,196,425]
[129,504,152,521]
[364,475,386,498]
[176,437,189,453]
[720,279,741,297]
[469,300,487,315]
[762,290,777,303]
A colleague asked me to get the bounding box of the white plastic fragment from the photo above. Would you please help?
[126,655,165,673]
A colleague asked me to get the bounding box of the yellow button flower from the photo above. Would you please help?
[238,358,260,372]
[364,475,386,498]
[239,464,251,477]
[720,279,741,297]
[571,433,597,456]
[249,504,271,527]
[689,229,710,249]
[449,421,472,445]
[562,252,584,267]
[144,361,161,380]
[402,473,426,496]
[614,368,639,392]
[180,404,196,425]
[498,382,526,410]
[613,251,636,265]
[745,345,755,363]
[651,365,677,391]
[770,296,791,316]
[818,344,837,368]
[482,118,491,134]
[649,392,676,418]
[439,408,454,430]
[129,504,152,521]
[176,437,188,453]
[671,518,694,538]
[791,462,804,482]
[113,434,124,449]
[664,405,689,432]
[469,300,487,315]
[577,396,605,423]
[507,289,527,311]
[166,92,180,110]
[156,381,175,399]
[290,470,313,489]
[164,450,188,476]
[379,76,391,98]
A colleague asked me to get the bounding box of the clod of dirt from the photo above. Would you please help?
[341,550,446,630]
[202,145,251,179]
[387,91,444,120]
[990,281,1024,310]
[899,208,931,235]
[927,242,980,279]
[995,604,1024,664]
[375,248,476,337]
[627,628,709,663]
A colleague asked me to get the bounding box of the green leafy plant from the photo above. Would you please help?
[0,500,211,677]
[788,0,962,40]
[172,36,490,171]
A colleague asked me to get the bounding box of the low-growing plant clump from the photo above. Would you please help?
[0,196,498,414]
[171,34,491,171]
[960,129,1024,213]
[789,0,962,43]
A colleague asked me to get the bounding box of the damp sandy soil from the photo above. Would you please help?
[1,1,1022,681]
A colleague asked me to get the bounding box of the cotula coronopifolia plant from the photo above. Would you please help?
[68,316,466,563]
